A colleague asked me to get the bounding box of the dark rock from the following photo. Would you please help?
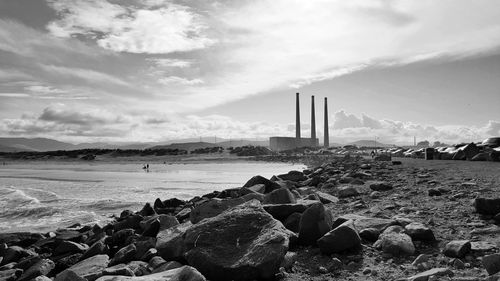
[276,171,307,182]
[141,219,160,238]
[0,268,23,280]
[102,264,134,276]
[126,261,150,276]
[337,185,359,198]
[298,202,333,246]
[138,203,155,217]
[483,254,500,275]
[114,215,143,232]
[53,253,83,274]
[443,240,471,258]
[263,188,296,204]
[284,213,302,233]
[359,228,380,242]
[0,233,44,247]
[153,198,165,210]
[57,254,109,281]
[472,152,490,161]
[54,241,89,256]
[81,240,108,260]
[110,244,136,266]
[183,202,293,281]
[112,229,136,247]
[151,261,183,273]
[17,259,55,281]
[243,175,281,193]
[243,184,266,194]
[2,246,34,264]
[337,214,394,231]
[53,269,86,281]
[475,198,500,215]
[263,200,316,221]
[162,198,185,209]
[461,143,480,160]
[175,208,191,222]
[148,256,166,269]
[428,188,442,196]
[369,181,393,191]
[133,237,156,260]
[317,220,361,254]
[94,266,205,281]
[189,197,246,224]
[139,248,156,262]
[405,222,436,242]
[315,191,339,204]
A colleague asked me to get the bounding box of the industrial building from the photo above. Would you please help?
[269,92,329,151]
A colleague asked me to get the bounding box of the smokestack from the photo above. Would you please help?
[311,95,316,140]
[296,92,301,139]
[324,97,329,147]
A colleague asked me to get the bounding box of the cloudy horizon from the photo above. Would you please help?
[1,0,500,146]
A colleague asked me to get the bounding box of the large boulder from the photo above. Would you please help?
[404,222,436,242]
[460,143,480,160]
[17,259,55,281]
[263,188,296,204]
[483,254,500,275]
[243,175,281,193]
[474,198,500,215]
[56,254,109,281]
[263,200,316,221]
[182,201,293,281]
[298,202,333,246]
[443,240,471,258]
[94,266,205,281]
[190,196,261,224]
[54,241,89,256]
[317,220,361,254]
[155,222,192,262]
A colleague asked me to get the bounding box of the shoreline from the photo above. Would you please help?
[1,156,499,280]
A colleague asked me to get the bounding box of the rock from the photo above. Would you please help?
[139,248,156,262]
[54,241,89,256]
[263,188,296,204]
[337,185,359,198]
[443,240,471,258]
[276,171,307,182]
[114,215,143,232]
[133,237,156,261]
[263,200,316,221]
[474,198,500,215]
[281,252,297,270]
[338,214,394,231]
[182,202,293,281]
[81,239,108,260]
[141,218,160,237]
[284,212,302,233]
[54,269,87,281]
[102,264,134,276]
[151,261,183,273]
[412,254,430,266]
[315,191,339,204]
[126,261,150,276]
[330,258,343,271]
[53,253,82,273]
[112,229,136,247]
[374,226,415,256]
[138,203,155,217]
[471,241,497,253]
[298,202,333,246]
[471,152,489,161]
[453,258,465,269]
[461,143,480,160]
[110,244,136,266]
[405,222,436,241]
[148,256,166,269]
[34,276,52,281]
[155,222,192,262]
[243,184,266,194]
[2,246,34,264]
[369,181,393,191]
[0,268,22,280]
[317,220,361,254]
[94,266,205,281]
[57,254,109,281]
[243,175,281,193]
[483,254,500,275]
[17,259,55,281]
[407,267,453,281]
[428,189,442,196]
[359,228,380,242]
[190,197,246,224]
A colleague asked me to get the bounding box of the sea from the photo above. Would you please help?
[0,161,305,233]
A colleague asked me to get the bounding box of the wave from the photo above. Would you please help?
[0,186,41,207]
[0,206,60,220]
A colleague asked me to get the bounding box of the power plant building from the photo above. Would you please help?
[270,93,329,151]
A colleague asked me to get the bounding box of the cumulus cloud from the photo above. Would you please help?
[46,0,215,54]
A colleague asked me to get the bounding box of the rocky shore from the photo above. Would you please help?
[1,156,500,281]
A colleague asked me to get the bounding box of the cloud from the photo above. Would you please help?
[39,64,130,86]
[147,58,192,68]
[46,0,215,54]
[158,76,203,86]
[38,104,125,126]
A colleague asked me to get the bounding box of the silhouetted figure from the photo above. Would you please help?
[371,150,375,158]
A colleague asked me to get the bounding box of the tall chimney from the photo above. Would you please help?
[296,92,301,139]
[311,95,316,140]
[324,97,329,147]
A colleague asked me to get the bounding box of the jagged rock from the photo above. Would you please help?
[56,254,109,281]
[276,171,307,182]
[126,261,150,276]
[0,268,23,280]
[317,220,361,254]
[155,222,192,261]
[139,248,156,262]
[428,188,442,196]
[110,244,137,266]
[182,202,293,281]
[405,222,436,242]
[133,237,156,260]
[243,175,281,193]
[474,198,500,215]
[284,212,302,233]
[243,184,266,194]
[374,226,415,256]
[263,200,316,221]
[483,254,500,275]
[190,196,262,224]
[17,259,55,281]
[337,185,359,198]
[298,202,333,246]
[148,256,166,269]
[94,266,205,281]
[114,215,143,232]
[443,240,471,258]
[407,267,453,281]
[81,240,108,260]
[141,219,160,237]
[2,246,35,264]
[53,253,82,273]
[359,228,380,242]
[0,233,44,247]
[263,187,296,204]
[369,181,393,191]
[138,203,155,217]
[472,152,490,161]
[112,229,136,247]
[54,241,89,256]
[337,214,394,231]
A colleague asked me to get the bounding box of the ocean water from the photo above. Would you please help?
[0,161,305,233]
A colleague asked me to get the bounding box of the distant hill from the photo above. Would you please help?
[348,140,393,147]
[0,137,76,152]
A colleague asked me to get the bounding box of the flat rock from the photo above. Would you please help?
[317,220,361,254]
[404,222,435,242]
[338,214,394,231]
[407,267,453,281]
[183,201,293,281]
[57,254,109,281]
[263,200,316,221]
[315,191,339,204]
[190,197,247,224]
[95,265,205,281]
[369,181,393,191]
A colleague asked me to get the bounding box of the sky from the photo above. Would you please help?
[0,0,500,145]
